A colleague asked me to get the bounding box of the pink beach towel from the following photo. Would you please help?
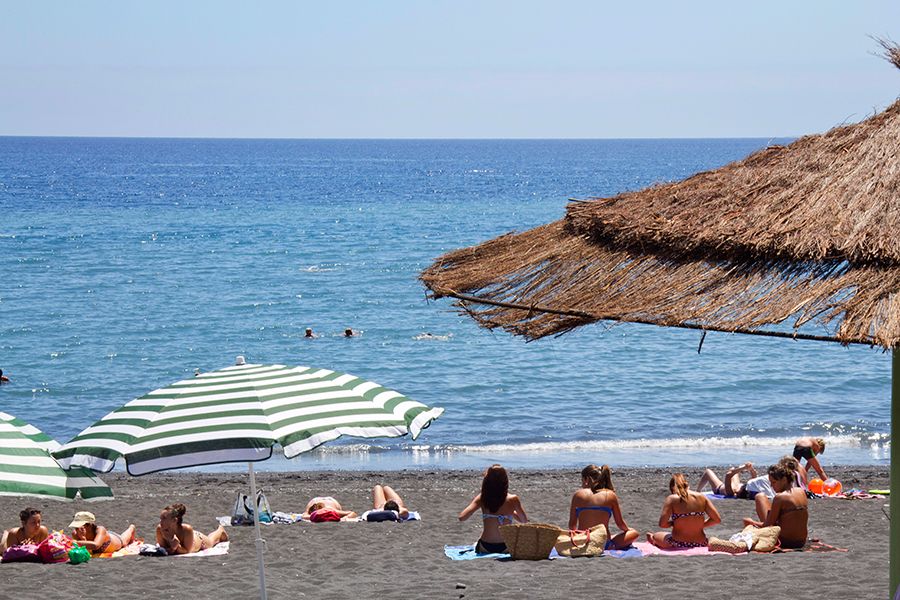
[633,542,734,557]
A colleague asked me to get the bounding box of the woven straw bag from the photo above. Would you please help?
[499,523,563,560]
[554,525,607,557]
[742,525,781,552]
[708,537,748,554]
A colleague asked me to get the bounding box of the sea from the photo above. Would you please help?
[0,137,891,473]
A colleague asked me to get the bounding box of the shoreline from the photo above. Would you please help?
[0,465,889,599]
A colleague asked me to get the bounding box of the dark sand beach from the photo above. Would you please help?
[0,466,889,599]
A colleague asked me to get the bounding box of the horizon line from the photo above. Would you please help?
[0,134,799,142]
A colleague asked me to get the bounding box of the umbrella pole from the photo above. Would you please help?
[892,349,899,600]
[248,462,268,600]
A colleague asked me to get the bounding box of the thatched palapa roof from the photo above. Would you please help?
[421,45,900,348]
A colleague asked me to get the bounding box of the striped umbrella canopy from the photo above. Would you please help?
[53,361,444,476]
[0,411,113,501]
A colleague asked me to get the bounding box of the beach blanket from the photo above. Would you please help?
[218,511,420,525]
[767,539,848,553]
[632,542,733,557]
[444,544,510,560]
[101,541,143,558]
[357,510,420,522]
[444,544,643,560]
[120,542,229,558]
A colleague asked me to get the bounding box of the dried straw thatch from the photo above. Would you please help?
[422,45,900,348]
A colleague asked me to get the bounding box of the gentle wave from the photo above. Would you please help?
[303,433,889,455]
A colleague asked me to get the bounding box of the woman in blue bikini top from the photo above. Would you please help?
[568,464,639,550]
[459,464,528,554]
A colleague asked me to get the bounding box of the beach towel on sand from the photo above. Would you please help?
[444,544,643,560]
[127,542,229,558]
[217,511,420,525]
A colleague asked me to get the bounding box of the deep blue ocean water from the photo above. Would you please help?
[0,137,890,471]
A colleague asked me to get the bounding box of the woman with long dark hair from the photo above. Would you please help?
[156,503,228,555]
[647,473,721,549]
[568,464,639,549]
[459,464,528,554]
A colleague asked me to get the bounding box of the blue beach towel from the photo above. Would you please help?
[605,545,644,558]
[444,544,641,560]
[444,544,509,560]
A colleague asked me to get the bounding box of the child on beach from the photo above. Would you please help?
[156,503,228,554]
[459,464,528,554]
[69,511,137,556]
[1,507,49,552]
[648,473,721,549]
[793,436,827,480]
[568,464,639,549]
[743,464,808,549]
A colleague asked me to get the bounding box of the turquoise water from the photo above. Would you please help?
[0,137,890,471]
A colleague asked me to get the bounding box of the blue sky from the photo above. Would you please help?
[2,1,899,138]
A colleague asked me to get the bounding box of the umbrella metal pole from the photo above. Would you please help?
[249,462,268,600]
[893,349,899,600]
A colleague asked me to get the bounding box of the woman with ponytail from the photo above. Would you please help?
[647,473,721,549]
[568,464,639,549]
[459,464,528,554]
[156,503,228,555]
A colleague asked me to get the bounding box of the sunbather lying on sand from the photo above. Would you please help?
[371,484,410,519]
[696,462,776,500]
[743,464,808,549]
[69,511,136,556]
[156,503,228,554]
[1,507,49,552]
[568,464,638,549]
[301,496,357,521]
[648,473,721,549]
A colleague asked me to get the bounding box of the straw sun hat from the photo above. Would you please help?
[68,511,96,528]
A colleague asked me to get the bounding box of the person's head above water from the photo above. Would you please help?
[344,328,354,337]
[305,328,314,337]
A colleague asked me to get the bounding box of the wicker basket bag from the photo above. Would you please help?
[499,523,564,560]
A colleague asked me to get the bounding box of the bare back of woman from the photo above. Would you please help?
[648,473,721,549]
[569,464,639,549]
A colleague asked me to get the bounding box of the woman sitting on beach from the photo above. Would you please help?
[459,464,528,554]
[69,511,136,556]
[793,436,827,480]
[779,455,809,490]
[301,496,358,521]
[568,464,638,549]
[743,464,808,549]
[0,507,49,552]
[156,503,228,555]
[648,473,721,549]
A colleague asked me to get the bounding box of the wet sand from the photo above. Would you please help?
[0,466,890,599]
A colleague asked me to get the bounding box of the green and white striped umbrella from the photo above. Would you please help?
[53,361,444,476]
[0,412,113,501]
